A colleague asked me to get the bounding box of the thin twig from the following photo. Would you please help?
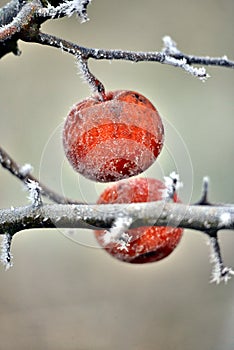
[34,32,234,80]
[0,146,82,204]
[207,232,234,284]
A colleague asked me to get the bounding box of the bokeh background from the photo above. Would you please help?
[0,0,234,349]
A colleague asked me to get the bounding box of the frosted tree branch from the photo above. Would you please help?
[1,1,234,282]
[0,201,234,236]
[0,146,82,204]
[0,0,233,79]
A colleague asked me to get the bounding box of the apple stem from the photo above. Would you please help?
[77,55,106,100]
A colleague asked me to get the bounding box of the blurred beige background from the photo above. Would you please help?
[0,0,234,349]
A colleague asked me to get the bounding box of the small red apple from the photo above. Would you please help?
[63,91,164,182]
[94,177,183,263]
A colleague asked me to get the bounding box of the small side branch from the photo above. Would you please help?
[0,232,13,270]
[0,146,82,204]
[0,1,233,77]
[207,232,234,284]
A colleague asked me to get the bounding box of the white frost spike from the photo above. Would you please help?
[162,171,183,200]
[208,237,234,284]
[162,36,180,55]
[219,212,232,228]
[117,233,132,252]
[0,233,13,270]
[103,216,133,251]
[41,0,92,22]
[63,0,91,21]
[26,179,42,207]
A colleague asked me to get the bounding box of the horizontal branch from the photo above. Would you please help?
[1,201,234,236]
[35,33,234,81]
[1,1,233,77]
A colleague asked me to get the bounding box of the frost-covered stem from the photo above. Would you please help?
[0,146,82,204]
[77,55,106,99]
[0,202,234,236]
[0,232,13,270]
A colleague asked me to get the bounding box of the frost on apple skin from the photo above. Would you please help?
[68,138,162,182]
[63,91,164,182]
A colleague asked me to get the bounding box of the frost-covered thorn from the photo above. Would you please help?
[26,179,43,208]
[19,163,33,177]
[0,233,13,270]
[162,172,183,201]
[208,235,234,284]
[195,176,210,205]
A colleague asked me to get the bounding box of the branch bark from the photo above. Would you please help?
[0,201,234,236]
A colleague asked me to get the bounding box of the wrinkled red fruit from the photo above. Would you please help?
[63,90,164,182]
[94,178,183,263]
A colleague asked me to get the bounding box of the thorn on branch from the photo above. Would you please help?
[0,146,82,204]
[0,233,13,270]
[207,232,234,284]
[195,176,211,205]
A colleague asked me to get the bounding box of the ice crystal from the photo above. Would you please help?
[40,0,92,22]
[117,233,132,252]
[102,217,133,251]
[162,172,183,200]
[162,36,180,55]
[20,163,33,177]
[26,179,42,207]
